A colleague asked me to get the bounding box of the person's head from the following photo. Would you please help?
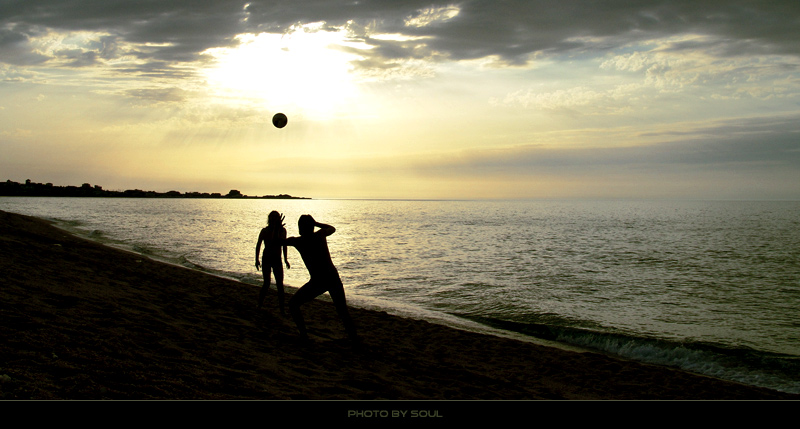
[267,210,282,227]
[298,214,315,236]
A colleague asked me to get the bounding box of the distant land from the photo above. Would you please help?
[1,179,310,200]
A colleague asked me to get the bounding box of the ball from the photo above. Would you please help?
[272,113,288,129]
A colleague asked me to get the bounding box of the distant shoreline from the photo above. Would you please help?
[1,179,310,200]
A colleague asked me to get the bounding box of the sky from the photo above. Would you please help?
[1,0,799,200]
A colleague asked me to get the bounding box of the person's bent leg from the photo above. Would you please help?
[288,281,321,339]
[327,279,358,341]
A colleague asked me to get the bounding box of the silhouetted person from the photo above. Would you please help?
[285,215,358,342]
[255,211,290,314]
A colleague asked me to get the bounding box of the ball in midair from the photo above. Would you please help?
[272,113,288,129]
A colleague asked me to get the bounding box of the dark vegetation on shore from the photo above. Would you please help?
[1,179,309,199]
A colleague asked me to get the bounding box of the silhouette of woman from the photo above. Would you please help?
[255,211,290,314]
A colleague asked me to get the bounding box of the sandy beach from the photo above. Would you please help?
[1,209,797,405]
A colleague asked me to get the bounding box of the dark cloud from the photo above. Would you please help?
[1,0,798,70]
[56,48,101,67]
[422,115,800,176]
[415,1,800,62]
[0,0,248,64]
[0,25,50,65]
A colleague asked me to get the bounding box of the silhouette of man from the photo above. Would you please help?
[284,215,358,342]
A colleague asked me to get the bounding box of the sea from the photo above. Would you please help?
[1,197,798,394]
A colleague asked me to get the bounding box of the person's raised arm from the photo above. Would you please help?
[314,221,335,236]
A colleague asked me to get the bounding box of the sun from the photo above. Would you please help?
[202,23,362,118]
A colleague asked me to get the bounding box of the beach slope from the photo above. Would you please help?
[1,209,796,400]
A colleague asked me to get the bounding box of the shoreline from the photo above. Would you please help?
[1,209,797,401]
[46,210,594,356]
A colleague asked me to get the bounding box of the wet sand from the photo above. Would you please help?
[1,209,796,404]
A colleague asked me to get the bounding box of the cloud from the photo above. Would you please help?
[0,25,50,65]
[488,32,800,117]
[0,1,246,63]
[2,1,798,71]
[124,87,190,104]
[493,85,641,115]
[0,63,38,82]
[601,39,800,95]
[368,1,800,64]
[411,114,800,177]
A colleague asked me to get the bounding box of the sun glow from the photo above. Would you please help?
[203,24,362,118]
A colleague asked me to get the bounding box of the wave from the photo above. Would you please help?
[457,314,800,394]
